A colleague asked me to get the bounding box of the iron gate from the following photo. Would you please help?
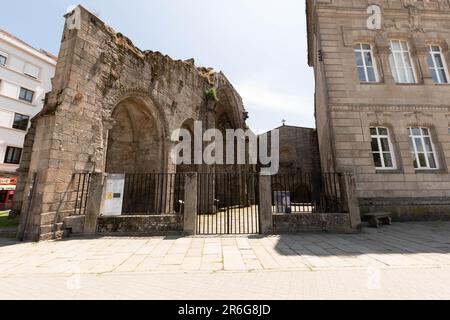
[197,172,260,235]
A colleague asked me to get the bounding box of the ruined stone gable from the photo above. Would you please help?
[15,5,248,240]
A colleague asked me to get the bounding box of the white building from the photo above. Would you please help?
[0,29,56,174]
[0,28,56,208]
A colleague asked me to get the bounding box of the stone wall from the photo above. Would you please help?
[97,215,183,234]
[272,213,351,233]
[15,5,248,241]
[360,197,450,221]
[276,125,321,174]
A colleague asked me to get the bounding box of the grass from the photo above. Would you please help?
[0,211,19,229]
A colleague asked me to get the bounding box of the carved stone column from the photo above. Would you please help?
[377,44,395,85]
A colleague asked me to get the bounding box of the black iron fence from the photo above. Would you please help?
[70,170,345,232]
[271,172,344,214]
[72,172,92,216]
[122,173,185,215]
[197,172,260,235]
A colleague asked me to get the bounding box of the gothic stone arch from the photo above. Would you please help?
[14,5,248,241]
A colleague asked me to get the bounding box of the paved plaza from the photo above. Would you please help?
[1,222,450,299]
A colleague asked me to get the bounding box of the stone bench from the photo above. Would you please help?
[362,212,392,228]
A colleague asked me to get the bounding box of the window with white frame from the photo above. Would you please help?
[18,87,34,103]
[370,127,396,169]
[427,46,449,84]
[408,127,438,170]
[389,40,417,84]
[0,54,6,66]
[354,43,378,82]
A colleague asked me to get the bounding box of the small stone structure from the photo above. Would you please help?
[14,6,248,241]
[264,125,321,175]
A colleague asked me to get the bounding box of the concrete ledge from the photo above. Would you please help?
[97,215,184,234]
[63,215,85,234]
[272,213,351,233]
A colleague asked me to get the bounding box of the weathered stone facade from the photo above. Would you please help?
[14,6,248,240]
[307,0,450,220]
[97,215,183,234]
[275,125,321,175]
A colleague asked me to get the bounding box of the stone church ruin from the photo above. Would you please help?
[13,6,253,240]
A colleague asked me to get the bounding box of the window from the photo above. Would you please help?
[18,87,34,103]
[23,63,40,79]
[0,54,6,66]
[370,127,396,169]
[389,40,417,84]
[3,147,22,165]
[408,128,438,170]
[354,43,378,82]
[427,46,449,84]
[12,113,29,131]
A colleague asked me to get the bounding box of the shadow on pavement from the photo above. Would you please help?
[269,221,450,256]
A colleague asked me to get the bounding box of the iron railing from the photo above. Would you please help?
[72,172,92,216]
[271,172,344,214]
[122,173,185,215]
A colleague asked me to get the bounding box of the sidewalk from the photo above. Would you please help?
[1,222,450,299]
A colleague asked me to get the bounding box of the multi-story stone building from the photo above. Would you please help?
[0,29,56,210]
[307,0,450,220]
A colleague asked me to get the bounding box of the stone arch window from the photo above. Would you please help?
[176,118,197,173]
[427,45,450,84]
[354,43,379,83]
[389,39,418,84]
[408,127,439,170]
[105,96,166,174]
[370,127,397,170]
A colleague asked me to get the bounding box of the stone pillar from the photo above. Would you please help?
[340,173,362,233]
[84,173,106,235]
[16,172,38,241]
[377,45,395,85]
[416,45,434,85]
[259,174,273,234]
[183,172,198,235]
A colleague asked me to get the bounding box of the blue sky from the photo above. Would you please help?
[0,0,315,132]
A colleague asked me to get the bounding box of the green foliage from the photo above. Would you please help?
[0,211,18,229]
[205,87,219,103]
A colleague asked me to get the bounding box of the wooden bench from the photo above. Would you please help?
[362,212,393,228]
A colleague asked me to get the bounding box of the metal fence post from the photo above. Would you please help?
[183,172,198,235]
[259,174,273,234]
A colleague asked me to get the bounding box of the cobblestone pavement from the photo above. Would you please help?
[1,222,450,299]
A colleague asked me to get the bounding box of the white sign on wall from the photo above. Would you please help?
[367,5,382,30]
[102,174,125,216]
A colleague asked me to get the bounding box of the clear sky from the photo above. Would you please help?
[0,0,315,132]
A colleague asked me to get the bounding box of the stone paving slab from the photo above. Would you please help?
[1,268,449,300]
[0,222,450,277]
